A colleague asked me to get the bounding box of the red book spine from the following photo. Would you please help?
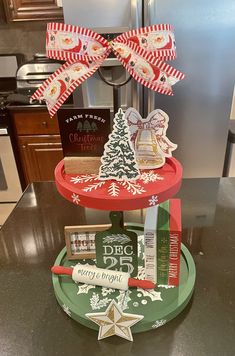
[168,199,181,286]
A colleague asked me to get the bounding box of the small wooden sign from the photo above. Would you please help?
[65,224,110,260]
[57,107,111,157]
[95,212,138,277]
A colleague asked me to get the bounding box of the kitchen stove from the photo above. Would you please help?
[16,53,62,98]
[0,91,14,122]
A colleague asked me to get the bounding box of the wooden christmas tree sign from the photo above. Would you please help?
[95,211,138,277]
[57,108,111,174]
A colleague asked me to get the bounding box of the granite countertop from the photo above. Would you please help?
[0,178,235,356]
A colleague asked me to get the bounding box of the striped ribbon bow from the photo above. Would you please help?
[31,23,185,117]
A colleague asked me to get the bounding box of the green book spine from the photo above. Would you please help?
[157,200,170,285]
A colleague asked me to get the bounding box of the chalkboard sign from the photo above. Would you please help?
[57,107,111,157]
[95,212,138,277]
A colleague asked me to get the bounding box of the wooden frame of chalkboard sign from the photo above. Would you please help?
[65,224,111,260]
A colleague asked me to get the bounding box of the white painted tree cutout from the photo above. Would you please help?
[98,108,140,181]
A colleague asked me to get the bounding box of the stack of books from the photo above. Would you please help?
[144,199,181,286]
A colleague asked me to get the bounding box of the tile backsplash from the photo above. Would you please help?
[0,21,47,61]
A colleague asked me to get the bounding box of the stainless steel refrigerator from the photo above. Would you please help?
[62,0,235,178]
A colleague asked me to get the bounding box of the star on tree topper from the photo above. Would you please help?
[86,300,143,341]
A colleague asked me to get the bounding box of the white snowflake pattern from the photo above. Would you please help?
[136,288,162,302]
[71,193,80,205]
[82,181,105,192]
[62,304,71,317]
[116,290,132,311]
[120,181,146,195]
[90,292,112,310]
[149,195,158,206]
[67,171,164,197]
[101,287,115,297]
[103,234,131,245]
[158,285,176,289]
[77,284,96,295]
[140,171,164,184]
[152,319,167,329]
[108,182,120,196]
[70,174,98,184]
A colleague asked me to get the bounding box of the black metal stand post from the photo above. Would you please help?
[98,67,132,116]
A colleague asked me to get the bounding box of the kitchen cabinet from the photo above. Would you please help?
[0,0,6,22]
[10,108,63,187]
[3,0,63,22]
[18,135,62,183]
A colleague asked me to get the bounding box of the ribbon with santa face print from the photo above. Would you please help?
[31,23,185,117]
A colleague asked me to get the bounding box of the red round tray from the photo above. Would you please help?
[55,157,182,211]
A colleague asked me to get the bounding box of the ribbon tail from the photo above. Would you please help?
[112,43,184,96]
[31,58,105,117]
[157,136,177,156]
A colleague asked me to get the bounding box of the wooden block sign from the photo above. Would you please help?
[65,224,110,260]
[57,107,111,157]
[95,212,138,277]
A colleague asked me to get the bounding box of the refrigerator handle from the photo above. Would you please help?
[131,0,142,28]
[143,0,158,27]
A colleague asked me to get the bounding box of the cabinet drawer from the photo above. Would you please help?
[18,135,63,183]
[12,110,60,135]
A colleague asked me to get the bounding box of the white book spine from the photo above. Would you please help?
[144,205,158,283]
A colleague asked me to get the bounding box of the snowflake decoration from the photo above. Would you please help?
[71,192,80,205]
[103,234,131,245]
[149,195,158,206]
[120,180,146,195]
[101,287,115,297]
[90,292,112,310]
[140,171,164,184]
[68,168,166,198]
[71,174,98,184]
[62,304,71,317]
[108,182,120,197]
[77,284,96,295]
[158,285,176,289]
[83,181,105,192]
[152,319,167,329]
[116,290,132,311]
[136,288,162,302]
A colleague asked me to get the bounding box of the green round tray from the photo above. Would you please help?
[52,225,196,333]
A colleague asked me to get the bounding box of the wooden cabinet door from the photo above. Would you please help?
[0,0,7,22]
[18,135,63,184]
[4,0,63,21]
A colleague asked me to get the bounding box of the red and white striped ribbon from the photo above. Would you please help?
[31,22,185,117]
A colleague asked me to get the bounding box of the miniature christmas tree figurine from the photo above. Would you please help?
[99,108,140,181]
